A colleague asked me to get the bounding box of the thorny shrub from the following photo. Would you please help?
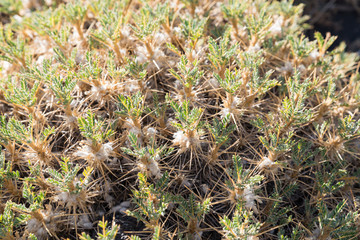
[0,0,360,239]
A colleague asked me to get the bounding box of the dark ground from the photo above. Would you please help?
[295,0,360,53]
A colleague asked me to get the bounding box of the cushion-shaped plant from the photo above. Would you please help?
[0,0,359,239]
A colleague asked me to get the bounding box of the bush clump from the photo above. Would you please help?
[0,0,359,239]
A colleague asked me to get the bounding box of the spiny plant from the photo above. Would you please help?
[309,200,359,239]
[220,204,261,240]
[90,7,128,65]
[46,157,94,213]
[0,24,28,69]
[206,114,235,170]
[0,116,18,162]
[0,150,21,204]
[169,55,204,101]
[116,91,145,137]
[223,155,263,214]
[0,201,18,239]
[6,116,55,167]
[146,92,168,132]
[313,115,360,162]
[48,74,79,127]
[129,3,170,71]
[2,78,40,116]
[79,219,120,240]
[63,2,88,44]
[121,132,173,179]
[175,193,211,240]
[76,110,115,175]
[6,182,61,239]
[169,99,205,168]
[127,172,172,236]
[167,14,207,63]
[0,0,359,239]
[207,28,238,79]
